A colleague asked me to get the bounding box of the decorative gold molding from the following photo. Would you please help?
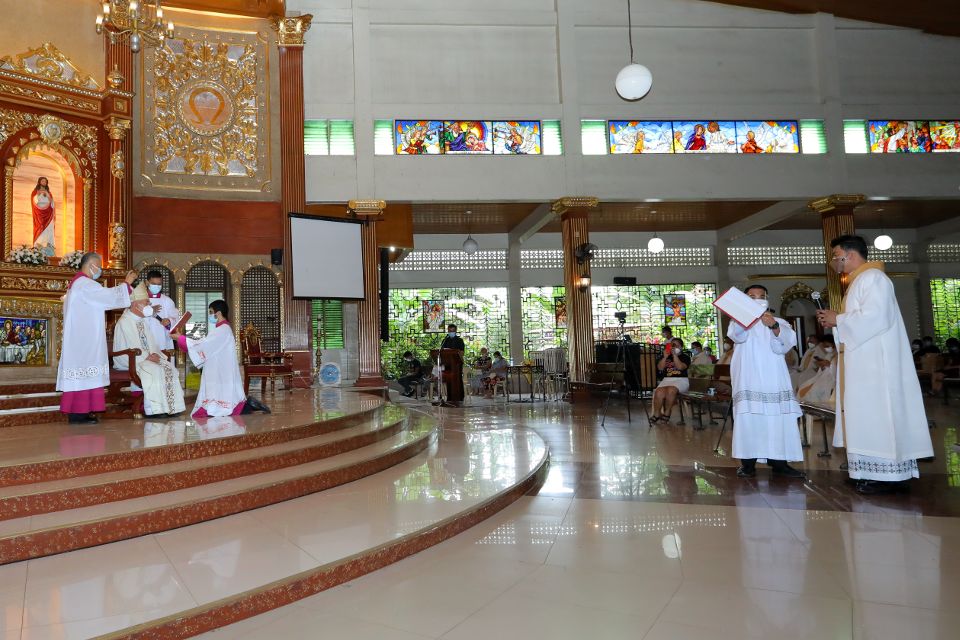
[271,14,313,46]
[108,222,126,270]
[0,43,102,90]
[807,194,866,215]
[105,117,131,141]
[551,197,600,215]
[347,199,386,217]
[0,78,100,113]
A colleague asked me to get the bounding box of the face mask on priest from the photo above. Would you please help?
[148,283,162,295]
[208,314,218,326]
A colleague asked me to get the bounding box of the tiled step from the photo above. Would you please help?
[0,391,60,411]
[7,427,549,640]
[0,404,410,521]
[0,412,438,564]
[0,398,385,486]
[0,382,57,395]
[0,408,61,429]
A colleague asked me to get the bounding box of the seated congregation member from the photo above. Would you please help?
[932,337,960,395]
[651,337,690,422]
[398,351,423,397]
[144,270,180,350]
[690,341,712,366]
[112,283,186,417]
[171,300,246,418]
[917,335,941,356]
[472,347,492,394]
[728,284,805,479]
[718,337,735,365]
[704,346,718,364]
[792,334,826,390]
[482,351,509,396]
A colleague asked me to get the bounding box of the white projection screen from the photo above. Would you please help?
[289,214,365,299]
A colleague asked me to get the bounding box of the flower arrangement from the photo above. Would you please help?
[59,250,85,270]
[4,245,47,266]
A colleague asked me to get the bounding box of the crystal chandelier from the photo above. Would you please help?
[95,1,174,54]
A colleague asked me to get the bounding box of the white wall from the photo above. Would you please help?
[291,0,960,203]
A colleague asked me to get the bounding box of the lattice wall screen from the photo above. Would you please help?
[390,250,507,271]
[240,266,281,352]
[728,245,911,266]
[520,248,712,269]
[928,244,960,263]
[135,265,177,299]
[184,261,229,338]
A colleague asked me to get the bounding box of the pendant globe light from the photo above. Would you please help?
[873,207,893,250]
[615,0,653,101]
[647,234,665,254]
[462,210,479,255]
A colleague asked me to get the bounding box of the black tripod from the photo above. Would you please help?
[599,319,647,427]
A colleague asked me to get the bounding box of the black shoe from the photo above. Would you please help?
[736,466,756,478]
[772,464,806,479]
[68,413,98,424]
[855,480,908,495]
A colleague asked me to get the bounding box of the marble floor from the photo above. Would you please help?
[197,395,960,640]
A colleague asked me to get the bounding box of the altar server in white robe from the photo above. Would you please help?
[112,282,186,417]
[171,299,246,418]
[144,269,180,350]
[57,253,137,424]
[817,235,933,494]
[728,284,805,479]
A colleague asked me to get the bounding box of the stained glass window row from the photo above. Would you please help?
[582,120,811,155]
[391,120,549,155]
[390,250,508,271]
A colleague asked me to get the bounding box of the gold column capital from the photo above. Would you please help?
[551,197,599,216]
[348,199,387,217]
[271,14,313,47]
[105,116,131,141]
[807,194,865,215]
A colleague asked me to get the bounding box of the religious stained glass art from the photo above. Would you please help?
[673,121,738,153]
[394,120,443,154]
[441,121,492,154]
[929,121,960,152]
[868,121,933,153]
[735,121,800,153]
[422,300,445,333]
[591,284,719,350]
[608,121,674,154]
[492,121,541,154]
[0,316,47,366]
[554,297,567,329]
[664,294,687,326]
[520,287,567,354]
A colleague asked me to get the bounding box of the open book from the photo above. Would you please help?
[713,286,764,328]
[167,311,192,335]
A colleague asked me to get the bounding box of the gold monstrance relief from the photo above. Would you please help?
[144,26,269,191]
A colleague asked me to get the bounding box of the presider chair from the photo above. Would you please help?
[105,320,176,419]
[241,322,294,394]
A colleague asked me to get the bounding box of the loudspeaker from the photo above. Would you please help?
[379,248,389,342]
[613,276,637,285]
[270,248,282,265]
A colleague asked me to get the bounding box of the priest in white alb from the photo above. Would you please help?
[792,334,826,390]
[171,299,246,418]
[728,284,805,479]
[144,269,180,350]
[817,235,933,494]
[112,282,186,417]
[57,253,137,424]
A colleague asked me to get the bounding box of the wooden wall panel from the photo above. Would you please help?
[131,196,282,255]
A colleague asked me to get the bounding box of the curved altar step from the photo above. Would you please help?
[7,427,548,640]
[0,410,435,564]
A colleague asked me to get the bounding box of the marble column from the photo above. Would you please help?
[350,199,386,387]
[809,194,863,309]
[273,14,313,350]
[554,197,599,383]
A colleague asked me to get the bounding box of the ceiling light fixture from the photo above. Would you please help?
[647,234,664,254]
[615,0,653,101]
[873,208,892,251]
[462,209,479,254]
[96,1,174,54]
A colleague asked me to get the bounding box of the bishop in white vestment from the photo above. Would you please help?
[173,299,246,418]
[728,285,805,478]
[57,253,137,423]
[818,236,933,493]
[112,283,186,417]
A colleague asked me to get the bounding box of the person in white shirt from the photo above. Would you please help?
[817,235,933,494]
[144,270,180,350]
[728,284,805,479]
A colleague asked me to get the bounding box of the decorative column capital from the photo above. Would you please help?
[105,116,131,141]
[271,14,313,47]
[348,199,387,218]
[807,194,865,215]
[551,197,599,216]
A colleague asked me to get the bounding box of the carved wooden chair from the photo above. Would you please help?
[241,322,294,394]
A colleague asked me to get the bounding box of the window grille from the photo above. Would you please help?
[240,266,281,352]
[930,278,960,345]
[928,244,960,263]
[135,264,176,299]
[312,300,345,350]
[184,261,229,337]
[799,120,827,154]
[389,250,508,271]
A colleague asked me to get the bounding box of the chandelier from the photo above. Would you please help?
[95,1,174,54]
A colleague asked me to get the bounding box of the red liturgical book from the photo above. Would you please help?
[713,286,764,328]
[168,312,192,335]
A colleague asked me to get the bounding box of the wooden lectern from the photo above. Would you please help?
[430,348,464,403]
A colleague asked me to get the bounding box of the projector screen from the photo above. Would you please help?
[289,214,365,299]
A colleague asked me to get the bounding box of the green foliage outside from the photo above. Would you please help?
[931,278,960,347]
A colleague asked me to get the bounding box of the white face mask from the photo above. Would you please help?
[823,347,834,354]
[148,283,162,295]
[752,297,768,309]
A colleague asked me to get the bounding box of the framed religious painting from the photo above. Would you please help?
[395,120,443,154]
[422,300,446,333]
[608,120,675,154]
[868,120,933,153]
[929,121,960,152]
[0,316,48,366]
[554,297,567,329]
[441,121,492,154]
[492,121,542,154]
[735,121,800,154]
[664,295,686,326]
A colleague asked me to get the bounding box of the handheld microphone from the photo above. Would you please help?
[811,291,824,310]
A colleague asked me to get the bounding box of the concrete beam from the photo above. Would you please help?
[507,202,554,245]
[916,216,960,243]
[718,200,808,242]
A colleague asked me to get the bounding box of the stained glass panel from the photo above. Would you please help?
[735,121,799,154]
[521,286,567,354]
[591,284,719,350]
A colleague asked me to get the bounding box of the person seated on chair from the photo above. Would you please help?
[718,338,735,365]
[690,341,712,366]
[112,283,186,418]
[483,351,509,397]
[398,351,423,397]
[472,347,492,394]
[932,337,960,395]
[651,338,691,422]
[170,300,246,418]
[704,347,718,364]
[917,335,941,356]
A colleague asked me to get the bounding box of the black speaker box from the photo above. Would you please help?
[613,276,637,285]
[270,248,283,265]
